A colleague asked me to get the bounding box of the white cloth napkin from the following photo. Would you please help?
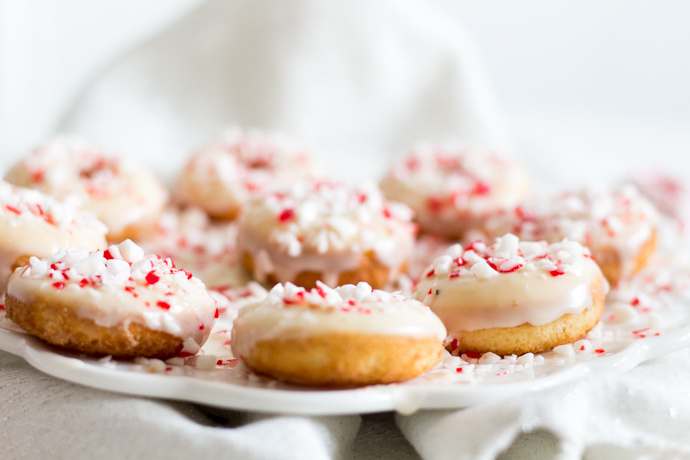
[397,348,690,460]
[0,350,364,460]
[58,0,511,184]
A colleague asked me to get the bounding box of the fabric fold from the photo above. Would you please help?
[0,351,361,460]
[397,349,690,460]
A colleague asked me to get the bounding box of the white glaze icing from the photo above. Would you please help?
[0,181,108,293]
[175,128,319,217]
[231,281,447,356]
[380,144,530,237]
[7,240,216,349]
[412,234,609,332]
[236,180,416,286]
[485,185,658,277]
[4,136,169,238]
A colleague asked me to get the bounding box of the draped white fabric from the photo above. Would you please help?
[58,0,511,184]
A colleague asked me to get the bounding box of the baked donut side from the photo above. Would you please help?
[413,234,609,356]
[5,240,216,359]
[4,136,168,242]
[236,180,416,289]
[232,282,447,386]
[4,295,183,359]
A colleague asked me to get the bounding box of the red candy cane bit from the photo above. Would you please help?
[214,308,219,319]
[427,288,433,295]
[425,269,435,278]
[406,157,419,171]
[0,304,4,312]
[52,282,65,290]
[456,367,463,373]
[631,297,640,306]
[178,351,195,358]
[632,327,650,335]
[103,249,114,260]
[347,299,356,306]
[278,208,294,222]
[465,350,482,359]
[199,324,205,330]
[449,270,461,279]
[450,339,459,351]
[499,263,523,273]
[156,301,171,310]
[472,181,491,195]
[216,360,223,366]
[580,345,586,351]
[31,169,45,182]
[145,271,160,285]
[426,197,445,213]
[550,270,565,277]
[5,204,21,214]
[382,207,392,219]
[455,257,467,267]
[496,371,509,376]
[595,349,605,354]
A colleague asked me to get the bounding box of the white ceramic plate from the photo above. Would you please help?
[1,277,689,416]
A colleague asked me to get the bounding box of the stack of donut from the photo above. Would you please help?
[0,129,663,387]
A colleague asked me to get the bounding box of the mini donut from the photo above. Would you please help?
[5,240,216,359]
[380,144,530,239]
[485,185,658,284]
[135,206,246,287]
[631,172,690,236]
[0,180,107,294]
[175,128,319,220]
[413,234,609,356]
[231,281,447,386]
[5,136,169,242]
[237,180,416,289]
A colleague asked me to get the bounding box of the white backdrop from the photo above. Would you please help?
[1,0,689,187]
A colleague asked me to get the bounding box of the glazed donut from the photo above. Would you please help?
[175,128,319,220]
[231,281,447,386]
[380,144,530,239]
[237,180,416,289]
[135,206,246,287]
[5,240,216,359]
[4,136,168,242]
[413,234,608,356]
[0,180,107,294]
[485,185,658,284]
